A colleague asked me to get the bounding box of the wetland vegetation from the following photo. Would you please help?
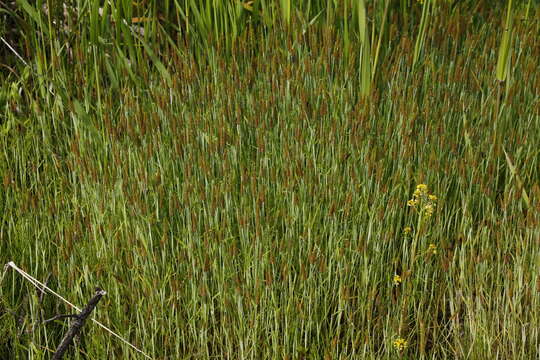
[1,0,539,358]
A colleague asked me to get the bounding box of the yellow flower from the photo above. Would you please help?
[423,204,434,217]
[393,337,408,351]
[403,226,412,235]
[408,184,438,217]
[416,184,428,193]
[393,274,402,286]
[428,243,437,255]
[407,199,418,207]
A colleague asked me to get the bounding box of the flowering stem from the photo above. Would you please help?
[409,212,423,270]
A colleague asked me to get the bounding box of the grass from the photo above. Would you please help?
[1,0,539,359]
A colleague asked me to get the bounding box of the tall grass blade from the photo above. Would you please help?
[413,0,431,68]
[357,0,371,97]
[496,0,514,82]
[280,0,291,26]
[503,147,532,211]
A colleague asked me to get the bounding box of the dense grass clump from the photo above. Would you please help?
[1,1,539,359]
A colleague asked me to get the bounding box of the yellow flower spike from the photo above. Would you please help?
[407,199,417,207]
[403,226,412,235]
[428,243,437,255]
[393,337,408,351]
[393,274,402,286]
[428,194,437,201]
